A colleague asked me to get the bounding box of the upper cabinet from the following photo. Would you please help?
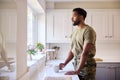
[88,10,120,42]
[46,9,120,43]
[109,11,120,41]
[90,11,109,41]
[46,10,72,43]
[0,10,17,43]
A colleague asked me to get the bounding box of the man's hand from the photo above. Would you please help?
[59,63,66,70]
[59,50,74,70]
[65,70,79,75]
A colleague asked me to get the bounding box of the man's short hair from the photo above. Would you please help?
[73,8,87,20]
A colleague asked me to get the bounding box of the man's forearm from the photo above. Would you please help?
[64,50,74,65]
[75,53,87,73]
[75,43,93,73]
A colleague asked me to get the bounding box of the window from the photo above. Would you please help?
[27,7,38,45]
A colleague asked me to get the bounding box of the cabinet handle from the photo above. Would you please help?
[65,36,70,38]
[108,67,112,69]
[98,67,106,68]
[105,36,108,38]
[107,66,116,69]
[109,36,112,38]
[105,36,112,38]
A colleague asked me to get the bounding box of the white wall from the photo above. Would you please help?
[96,43,120,60]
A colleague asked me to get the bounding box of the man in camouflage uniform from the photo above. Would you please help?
[59,8,96,80]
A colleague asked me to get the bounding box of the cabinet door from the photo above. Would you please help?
[47,11,66,43]
[46,10,73,43]
[116,68,120,80]
[54,12,65,42]
[96,67,108,80]
[0,10,17,43]
[85,12,92,26]
[63,11,72,43]
[115,64,120,80]
[109,12,120,41]
[91,12,109,41]
[96,64,107,80]
[46,12,54,43]
[96,63,115,80]
[8,11,17,43]
[107,66,116,80]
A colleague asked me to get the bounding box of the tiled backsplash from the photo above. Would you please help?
[47,43,120,60]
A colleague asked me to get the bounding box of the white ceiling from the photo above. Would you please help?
[28,0,44,13]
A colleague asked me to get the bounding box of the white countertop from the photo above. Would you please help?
[27,53,46,67]
[96,59,120,63]
[44,60,79,80]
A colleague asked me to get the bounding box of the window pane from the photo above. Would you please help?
[27,7,33,45]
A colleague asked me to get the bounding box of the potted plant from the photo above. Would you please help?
[36,43,44,52]
[27,45,37,60]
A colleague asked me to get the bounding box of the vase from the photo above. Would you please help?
[29,54,32,60]
[38,49,42,52]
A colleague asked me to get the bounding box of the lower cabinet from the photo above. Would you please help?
[116,67,120,80]
[96,63,120,80]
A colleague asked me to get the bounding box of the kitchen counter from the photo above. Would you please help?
[44,60,79,80]
[96,58,120,63]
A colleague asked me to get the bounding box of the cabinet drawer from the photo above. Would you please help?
[97,63,120,68]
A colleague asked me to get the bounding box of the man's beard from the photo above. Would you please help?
[73,20,80,26]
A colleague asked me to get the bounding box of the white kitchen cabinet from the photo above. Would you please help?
[91,12,109,41]
[109,12,120,41]
[46,9,91,43]
[0,10,17,43]
[96,63,120,80]
[85,12,92,26]
[46,9,120,43]
[46,11,54,43]
[63,11,73,42]
[90,10,120,42]
[46,10,72,43]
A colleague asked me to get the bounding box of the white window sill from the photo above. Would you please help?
[27,52,46,67]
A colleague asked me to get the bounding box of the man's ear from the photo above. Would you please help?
[79,15,84,20]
